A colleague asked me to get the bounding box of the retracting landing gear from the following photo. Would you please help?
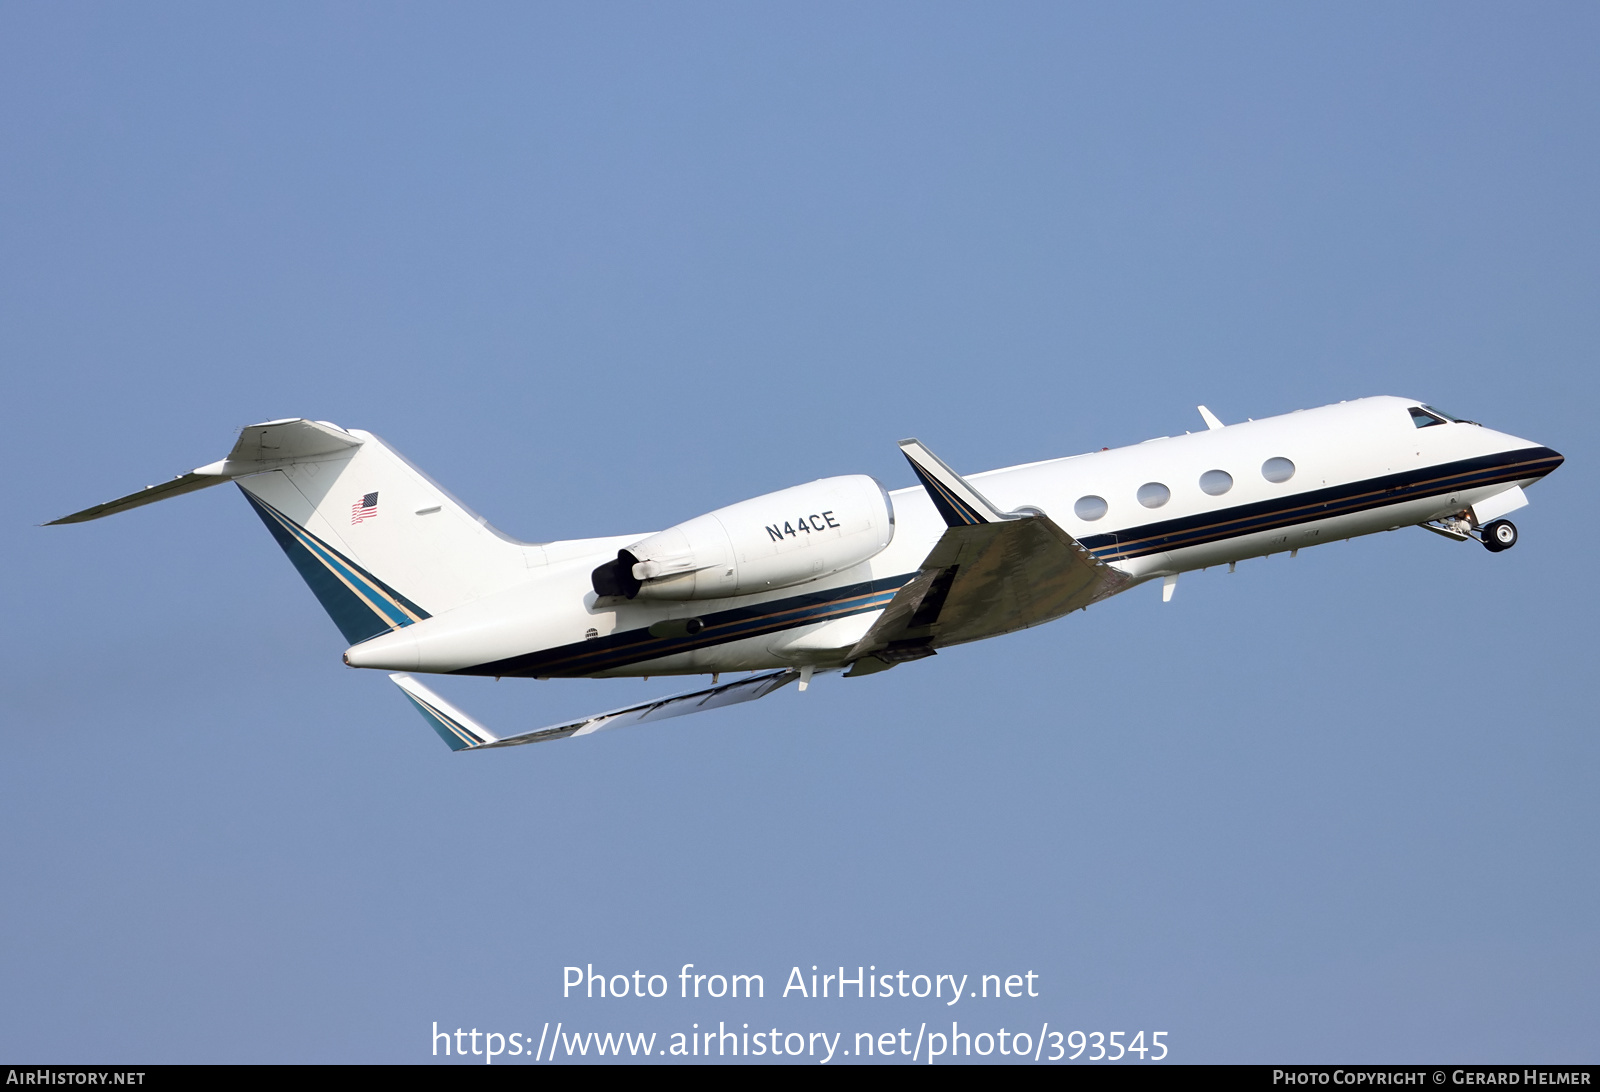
[1419,514,1474,541]
[1481,518,1518,553]
[1418,512,1520,552]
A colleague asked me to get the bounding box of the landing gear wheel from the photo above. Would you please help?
[1481,519,1518,552]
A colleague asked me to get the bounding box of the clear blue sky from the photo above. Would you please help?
[2,2,1595,1063]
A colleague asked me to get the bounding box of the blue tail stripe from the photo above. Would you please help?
[276,515,415,629]
[241,489,430,645]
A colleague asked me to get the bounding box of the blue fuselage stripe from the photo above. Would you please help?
[1078,446,1560,560]
[456,577,911,678]
[241,490,431,644]
[451,445,1562,678]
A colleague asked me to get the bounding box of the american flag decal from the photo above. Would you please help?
[351,492,379,524]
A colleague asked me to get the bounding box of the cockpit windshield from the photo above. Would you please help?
[1410,404,1475,428]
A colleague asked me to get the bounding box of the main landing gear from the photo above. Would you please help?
[1481,518,1518,553]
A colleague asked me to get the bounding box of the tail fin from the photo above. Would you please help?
[51,419,539,645]
[233,428,539,641]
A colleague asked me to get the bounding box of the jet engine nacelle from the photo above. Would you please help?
[591,475,894,601]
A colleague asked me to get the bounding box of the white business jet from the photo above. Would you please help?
[51,397,1561,751]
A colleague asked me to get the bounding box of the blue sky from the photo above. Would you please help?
[2,3,1596,1063]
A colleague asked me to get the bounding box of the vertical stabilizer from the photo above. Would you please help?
[234,429,538,642]
[49,418,542,646]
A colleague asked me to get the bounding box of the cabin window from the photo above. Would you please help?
[1074,495,1108,521]
[1262,457,1295,483]
[1409,406,1446,428]
[1136,482,1170,509]
[1199,469,1233,496]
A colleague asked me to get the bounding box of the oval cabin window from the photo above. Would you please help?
[1136,482,1170,509]
[1262,457,1296,484]
[1074,495,1108,521]
[1199,469,1233,496]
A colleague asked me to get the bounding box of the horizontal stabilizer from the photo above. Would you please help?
[224,418,362,465]
[46,470,233,525]
[391,670,800,752]
[48,418,362,525]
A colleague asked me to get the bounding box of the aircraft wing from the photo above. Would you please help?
[391,669,800,751]
[844,439,1130,673]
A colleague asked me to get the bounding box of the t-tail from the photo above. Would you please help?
[48,418,540,645]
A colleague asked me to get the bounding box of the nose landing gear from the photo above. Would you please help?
[1481,518,1518,553]
[1419,513,1521,552]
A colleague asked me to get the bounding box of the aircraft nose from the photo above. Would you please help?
[1520,441,1563,481]
[1475,423,1563,483]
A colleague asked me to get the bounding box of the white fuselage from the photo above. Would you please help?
[342,397,1560,679]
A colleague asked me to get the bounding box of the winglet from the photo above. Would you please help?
[898,439,1008,527]
[390,673,499,751]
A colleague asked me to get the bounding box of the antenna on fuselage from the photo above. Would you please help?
[1197,405,1225,430]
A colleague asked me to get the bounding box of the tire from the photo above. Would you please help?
[1482,519,1518,552]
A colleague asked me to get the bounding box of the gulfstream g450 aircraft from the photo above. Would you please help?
[51,397,1561,751]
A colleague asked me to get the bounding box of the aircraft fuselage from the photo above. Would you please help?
[340,396,1561,680]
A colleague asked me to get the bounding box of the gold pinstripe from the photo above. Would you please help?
[258,503,426,627]
[521,585,901,675]
[916,465,986,525]
[1101,452,1559,559]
